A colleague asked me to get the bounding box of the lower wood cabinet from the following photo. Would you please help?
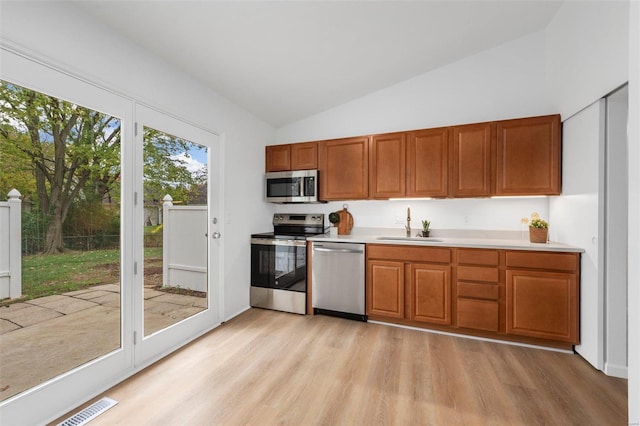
[409,263,451,325]
[366,245,451,326]
[505,250,579,343]
[366,244,580,349]
[455,248,501,333]
[368,260,404,319]
[506,268,578,343]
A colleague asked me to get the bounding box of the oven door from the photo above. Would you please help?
[250,238,307,292]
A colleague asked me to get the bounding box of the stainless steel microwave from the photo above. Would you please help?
[265,170,319,203]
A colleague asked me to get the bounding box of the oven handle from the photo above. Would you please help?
[251,238,307,247]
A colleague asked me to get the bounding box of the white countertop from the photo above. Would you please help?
[308,228,584,253]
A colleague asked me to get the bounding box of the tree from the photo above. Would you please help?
[0,81,121,253]
[1,80,207,254]
[143,127,207,205]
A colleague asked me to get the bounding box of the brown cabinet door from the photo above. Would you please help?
[409,263,451,325]
[291,142,318,170]
[370,132,406,198]
[457,298,499,332]
[367,260,405,319]
[407,128,449,197]
[451,123,494,197]
[318,136,369,200]
[496,115,561,195]
[506,269,578,343]
[265,144,291,172]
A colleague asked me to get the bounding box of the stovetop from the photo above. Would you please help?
[253,213,327,239]
[251,232,315,240]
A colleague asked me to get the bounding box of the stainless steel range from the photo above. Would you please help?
[250,213,326,314]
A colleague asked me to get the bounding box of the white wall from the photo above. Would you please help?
[275,31,553,231]
[275,198,549,235]
[276,31,553,143]
[545,1,629,119]
[0,1,275,319]
[626,1,639,422]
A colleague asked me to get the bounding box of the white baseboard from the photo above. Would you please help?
[604,362,628,378]
[224,305,251,322]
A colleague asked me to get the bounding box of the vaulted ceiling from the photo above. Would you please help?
[76,1,563,127]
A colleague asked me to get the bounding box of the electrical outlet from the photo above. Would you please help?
[394,216,405,224]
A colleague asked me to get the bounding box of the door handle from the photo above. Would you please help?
[212,232,222,239]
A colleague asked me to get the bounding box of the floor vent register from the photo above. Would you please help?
[57,397,118,426]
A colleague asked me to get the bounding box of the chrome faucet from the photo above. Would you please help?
[405,206,411,237]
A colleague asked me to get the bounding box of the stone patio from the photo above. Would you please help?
[0,284,206,401]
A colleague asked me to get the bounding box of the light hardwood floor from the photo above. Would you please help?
[55,308,627,425]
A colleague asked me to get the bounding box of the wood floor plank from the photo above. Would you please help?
[55,308,627,425]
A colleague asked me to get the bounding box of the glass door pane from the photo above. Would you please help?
[0,80,122,401]
[142,127,208,336]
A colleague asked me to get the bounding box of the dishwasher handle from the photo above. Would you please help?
[313,246,363,254]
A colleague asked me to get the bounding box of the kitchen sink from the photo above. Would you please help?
[376,236,444,243]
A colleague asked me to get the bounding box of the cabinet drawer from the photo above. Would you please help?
[457,249,499,266]
[457,265,499,283]
[367,244,450,263]
[457,282,499,300]
[506,251,578,272]
[457,299,499,332]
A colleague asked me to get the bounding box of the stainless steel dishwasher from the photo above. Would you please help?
[311,241,366,321]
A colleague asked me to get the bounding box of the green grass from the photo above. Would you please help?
[1,247,162,306]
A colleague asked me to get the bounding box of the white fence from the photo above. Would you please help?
[0,189,22,299]
[162,195,207,292]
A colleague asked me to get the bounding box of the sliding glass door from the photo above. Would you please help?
[0,48,222,425]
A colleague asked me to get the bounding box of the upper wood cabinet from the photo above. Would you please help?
[407,128,449,198]
[451,123,494,197]
[268,113,561,199]
[265,144,291,172]
[496,115,561,195]
[370,132,406,198]
[291,142,318,170]
[318,136,369,200]
[265,142,318,172]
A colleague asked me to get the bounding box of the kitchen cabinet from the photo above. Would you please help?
[505,251,579,343]
[367,260,404,319]
[454,248,502,332]
[369,132,406,198]
[366,245,451,326]
[291,142,318,170]
[409,263,451,325]
[318,136,369,200]
[265,142,318,172]
[268,113,561,199]
[265,144,291,172]
[364,243,580,348]
[406,127,449,198]
[496,114,561,195]
[451,122,494,197]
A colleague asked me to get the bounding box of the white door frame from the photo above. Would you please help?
[133,104,222,368]
[0,47,225,425]
[0,47,135,426]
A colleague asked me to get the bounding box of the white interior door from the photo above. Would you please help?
[133,104,221,367]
